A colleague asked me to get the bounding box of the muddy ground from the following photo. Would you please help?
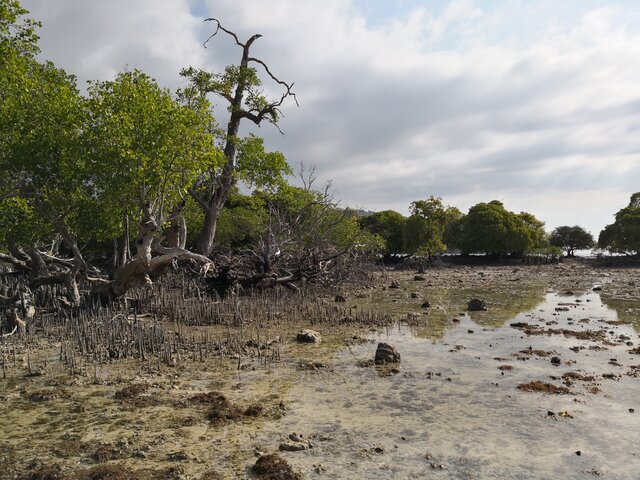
[1,259,639,479]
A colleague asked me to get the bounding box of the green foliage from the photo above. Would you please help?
[255,184,319,215]
[0,4,220,253]
[236,135,292,190]
[598,193,640,254]
[0,27,86,246]
[0,0,41,57]
[180,64,275,120]
[84,69,218,240]
[403,215,443,256]
[549,225,594,256]
[215,206,265,251]
[328,210,384,254]
[0,197,49,248]
[213,190,266,251]
[454,201,545,256]
[403,196,461,256]
[518,211,548,249]
[0,4,302,274]
[359,210,406,256]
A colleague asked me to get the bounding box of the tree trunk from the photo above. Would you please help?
[197,185,232,255]
[195,31,255,255]
[166,202,187,249]
[95,211,213,303]
[65,271,81,307]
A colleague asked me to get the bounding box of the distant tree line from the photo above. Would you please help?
[359,192,640,260]
[359,197,555,260]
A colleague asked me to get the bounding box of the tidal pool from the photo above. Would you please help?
[258,290,640,479]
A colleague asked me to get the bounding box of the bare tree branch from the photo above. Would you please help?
[203,17,251,47]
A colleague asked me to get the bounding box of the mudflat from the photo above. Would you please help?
[1,259,639,479]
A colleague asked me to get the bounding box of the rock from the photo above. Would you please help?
[551,356,561,366]
[374,342,401,365]
[592,286,602,291]
[279,441,309,452]
[334,294,347,302]
[296,329,322,344]
[279,433,312,452]
[167,450,189,461]
[467,298,487,311]
[389,281,400,289]
[421,300,431,308]
[413,275,426,281]
[410,292,421,299]
[372,444,385,454]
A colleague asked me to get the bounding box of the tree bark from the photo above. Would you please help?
[166,202,187,249]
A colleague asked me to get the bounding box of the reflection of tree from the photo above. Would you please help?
[600,295,640,332]
[465,285,546,328]
[359,282,547,341]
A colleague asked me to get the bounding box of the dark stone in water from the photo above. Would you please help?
[296,329,322,344]
[374,342,401,365]
[467,298,487,311]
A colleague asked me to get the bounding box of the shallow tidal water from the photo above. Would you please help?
[258,290,640,479]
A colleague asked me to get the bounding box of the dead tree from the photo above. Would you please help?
[183,19,297,255]
[93,202,212,303]
[207,170,370,296]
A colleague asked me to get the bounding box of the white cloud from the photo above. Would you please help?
[20,0,640,235]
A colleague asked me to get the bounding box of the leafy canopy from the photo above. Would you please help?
[84,69,219,239]
[549,225,594,256]
[404,196,462,256]
[598,193,640,254]
[453,201,545,256]
[0,21,85,246]
[360,210,406,256]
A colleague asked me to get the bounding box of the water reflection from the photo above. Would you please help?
[259,290,640,480]
[600,295,640,332]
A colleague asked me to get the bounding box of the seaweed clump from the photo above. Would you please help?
[517,381,571,395]
[195,391,244,424]
[114,384,158,408]
[252,454,302,480]
[72,464,184,480]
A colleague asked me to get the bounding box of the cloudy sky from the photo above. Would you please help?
[21,0,640,237]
